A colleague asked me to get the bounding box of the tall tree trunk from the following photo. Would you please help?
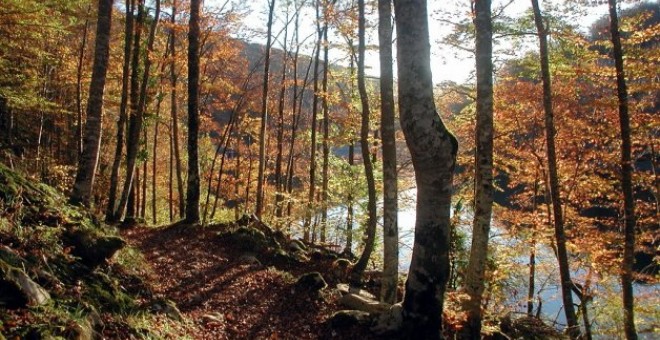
[462,0,494,337]
[531,1,580,338]
[235,140,242,220]
[350,0,378,284]
[275,8,290,223]
[152,88,163,224]
[169,124,174,221]
[106,0,135,221]
[141,128,148,219]
[170,0,186,218]
[344,53,356,256]
[378,0,398,305]
[75,4,91,163]
[320,17,330,243]
[115,1,144,219]
[136,165,141,217]
[608,1,637,339]
[185,0,202,223]
[70,0,114,206]
[345,140,354,254]
[393,0,457,338]
[117,0,161,221]
[303,1,324,242]
[256,0,276,218]
[285,8,314,228]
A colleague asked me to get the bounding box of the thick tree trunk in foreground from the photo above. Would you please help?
[462,0,494,337]
[70,0,114,206]
[531,1,580,338]
[393,0,457,338]
[378,0,398,305]
[608,0,637,339]
[185,0,202,223]
[350,0,378,285]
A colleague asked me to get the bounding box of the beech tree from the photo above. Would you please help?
[106,0,135,221]
[378,0,398,305]
[462,0,493,337]
[349,0,378,284]
[170,0,186,219]
[393,0,458,337]
[531,0,580,337]
[608,0,637,338]
[255,0,276,218]
[70,0,114,206]
[302,0,324,242]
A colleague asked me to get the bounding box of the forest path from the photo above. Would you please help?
[121,224,368,339]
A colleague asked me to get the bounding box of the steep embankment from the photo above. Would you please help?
[0,163,190,338]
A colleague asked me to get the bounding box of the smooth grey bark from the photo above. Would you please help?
[256,0,276,218]
[462,0,494,337]
[393,0,457,338]
[185,0,201,223]
[378,0,398,305]
[70,0,114,206]
[608,0,637,339]
[531,1,580,338]
[350,0,378,285]
[106,0,135,221]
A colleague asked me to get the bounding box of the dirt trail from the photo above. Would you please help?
[122,224,371,339]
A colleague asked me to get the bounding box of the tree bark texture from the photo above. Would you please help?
[320,19,330,244]
[256,0,276,218]
[393,0,457,338]
[70,0,114,207]
[378,0,398,305]
[462,0,494,338]
[531,1,580,338]
[106,0,135,221]
[303,2,324,242]
[115,1,144,220]
[608,1,637,339]
[170,0,186,219]
[350,0,378,285]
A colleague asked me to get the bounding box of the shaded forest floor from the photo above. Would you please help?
[123,222,375,339]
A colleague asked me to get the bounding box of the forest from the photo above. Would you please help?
[0,0,657,339]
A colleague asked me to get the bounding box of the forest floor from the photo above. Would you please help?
[122,222,376,339]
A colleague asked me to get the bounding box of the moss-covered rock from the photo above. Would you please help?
[218,226,272,253]
[0,164,180,338]
[295,272,328,292]
[0,259,50,308]
[62,228,126,268]
[328,310,372,328]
